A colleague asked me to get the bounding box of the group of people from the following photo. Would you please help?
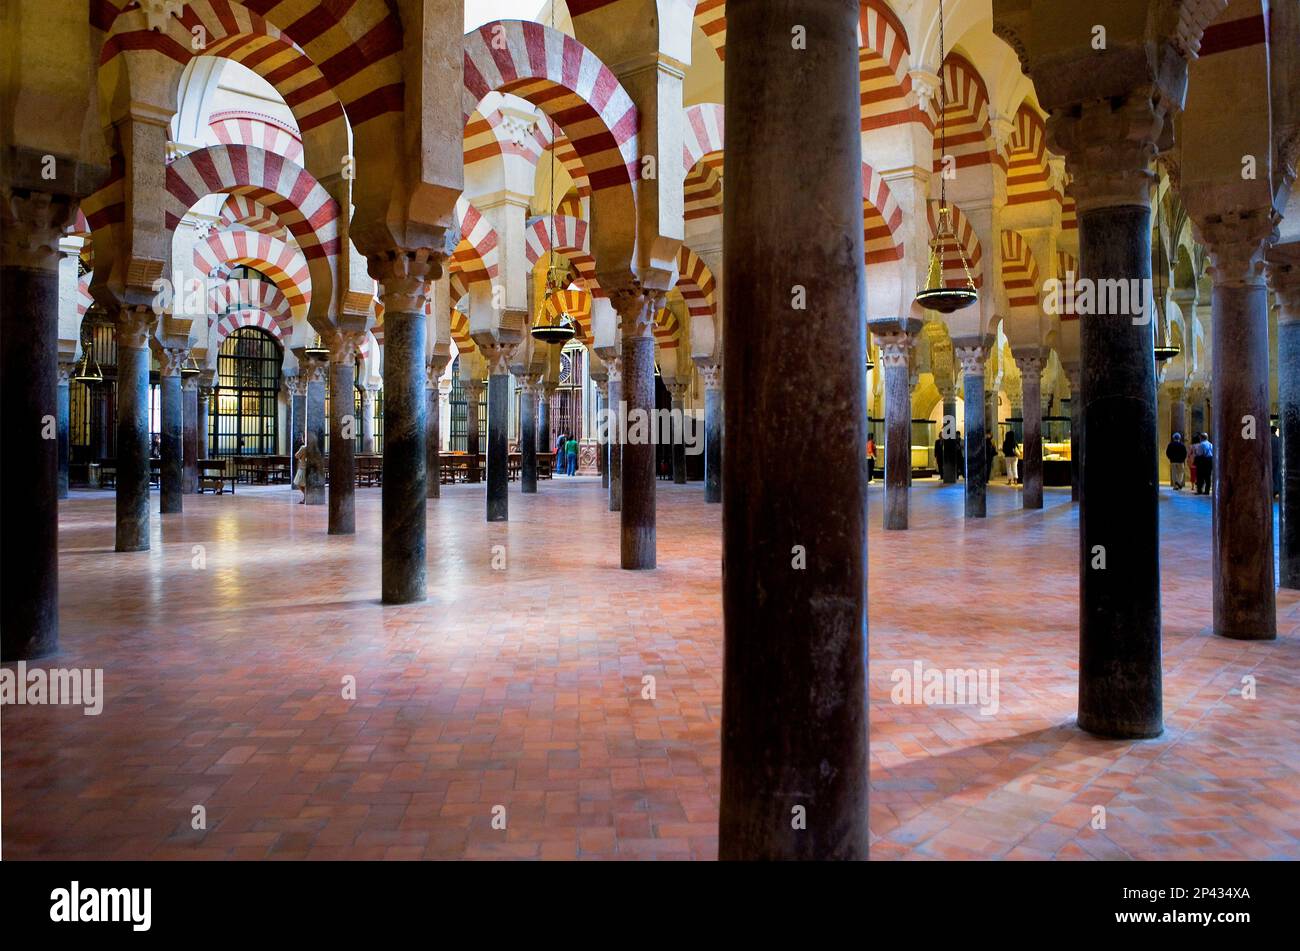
[554,434,579,476]
[1164,432,1214,494]
[865,431,1000,485]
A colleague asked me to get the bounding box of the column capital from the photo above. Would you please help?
[159,347,190,378]
[666,380,689,401]
[369,248,443,314]
[954,345,988,377]
[594,379,609,399]
[300,357,329,385]
[360,385,378,406]
[612,288,663,340]
[1046,91,1167,213]
[462,380,485,400]
[605,355,624,383]
[1012,348,1047,378]
[115,306,156,349]
[1,186,80,272]
[282,372,305,398]
[182,375,199,392]
[328,330,366,366]
[427,354,450,383]
[873,330,915,368]
[478,341,516,377]
[1267,241,1300,320]
[57,361,75,384]
[1197,207,1277,288]
[699,363,722,391]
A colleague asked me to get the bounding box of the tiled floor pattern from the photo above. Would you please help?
[3,477,1298,860]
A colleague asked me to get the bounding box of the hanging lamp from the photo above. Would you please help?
[180,352,201,378]
[72,325,103,384]
[914,0,978,315]
[1152,219,1181,362]
[304,333,329,360]
[530,2,577,347]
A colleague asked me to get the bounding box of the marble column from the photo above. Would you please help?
[955,344,988,518]
[464,381,483,484]
[939,384,958,484]
[182,374,199,493]
[595,380,609,489]
[1189,386,1206,435]
[327,339,359,535]
[91,380,110,461]
[702,363,722,503]
[617,299,657,569]
[360,384,377,454]
[426,359,447,499]
[669,381,689,485]
[538,384,552,465]
[1064,364,1082,502]
[1169,385,1187,440]
[57,362,72,499]
[520,380,538,494]
[373,258,435,604]
[303,358,327,506]
[1015,349,1045,510]
[1,212,64,659]
[1205,217,1276,640]
[1052,93,1164,738]
[607,358,623,511]
[159,348,186,515]
[198,382,213,462]
[877,329,914,530]
[114,307,154,551]
[283,374,304,481]
[1271,247,1300,590]
[719,0,867,860]
[483,350,511,522]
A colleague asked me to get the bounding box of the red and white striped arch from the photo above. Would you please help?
[926,200,983,290]
[207,278,292,332]
[193,230,310,321]
[217,194,288,239]
[76,272,94,318]
[525,215,601,295]
[675,246,717,323]
[463,21,638,198]
[1006,102,1053,206]
[683,103,725,222]
[933,53,996,173]
[863,162,905,265]
[859,0,921,132]
[532,114,594,200]
[208,110,304,163]
[694,0,727,61]
[213,309,287,346]
[451,197,501,287]
[652,307,681,353]
[538,288,593,346]
[1057,250,1079,320]
[1062,195,1078,233]
[449,308,476,357]
[165,145,340,262]
[97,0,374,144]
[556,191,584,220]
[1000,230,1041,311]
[463,104,549,180]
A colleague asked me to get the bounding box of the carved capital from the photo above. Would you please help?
[300,357,329,385]
[954,345,988,378]
[700,363,722,391]
[2,188,77,271]
[606,355,624,384]
[57,361,75,384]
[1266,242,1300,321]
[1013,349,1046,380]
[1047,92,1166,213]
[115,307,156,350]
[1198,207,1277,288]
[182,375,199,392]
[160,347,190,377]
[478,342,515,377]
[874,330,914,369]
[370,248,443,314]
[329,330,366,366]
[613,289,661,340]
[666,381,689,402]
[282,372,305,398]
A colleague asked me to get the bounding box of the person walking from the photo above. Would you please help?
[1001,429,1019,485]
[866,432,877,483]
[1165,432,1188,490]
[565,435,579,476]
[555,434,567,474]
[1194,432,1214,495]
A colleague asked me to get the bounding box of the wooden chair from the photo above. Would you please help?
[198,459,236,494]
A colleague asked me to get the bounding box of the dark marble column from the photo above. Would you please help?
[1,257,61,660]
[484,362,510,522]
[427,359,446,500]
[618,311,656,569]
[669,381,688,485]
[1064,364,1081,502]
[303,360,327,506]
[464,381,483,484]
[57,362,72,499]
[520,381,538,494]
[1015,349,1045,510]
[182,375,199,493]
[1273,250,1300,590]
[1208,225,1276,640]
[328,350,357,535]
[702,364,722,503]
[955,344,988,518]
[1190,387,1206,435]
[114,307,154,551]
[198,382,213,462]
[939,387,959,483]
[538,385,552,468]
[1169,387,1186,440]
[877,329,914,530]
[1071,170,1162,738]
[720,0,867,860]
[91,381,110,461]
[158,349,185,514]
[375,271,432,605]
[607,360,623,511]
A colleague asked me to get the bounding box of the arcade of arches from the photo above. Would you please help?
[2,0,1300,861]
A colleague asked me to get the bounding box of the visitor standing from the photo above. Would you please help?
[1001,429,1019,485]
[1195,432,1214,495]
[1165,432,1187,490]
[866,433,876,483]
[565,436,578,476]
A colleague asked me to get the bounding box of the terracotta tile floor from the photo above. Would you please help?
[3,477,1298,860]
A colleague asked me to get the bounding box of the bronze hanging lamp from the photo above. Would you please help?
[530,2,577,347]
[71,325,103,384]
[1152,219,1180,362]
[914,0,978,315]
[304,333,329,361]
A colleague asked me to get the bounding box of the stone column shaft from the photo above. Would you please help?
[198,386,213,462]
[360,385,377,454]
[465,382,483,483]
[303,362,327,505]
[879,332,913,530]
[1016,351,1045,510]
[182,377,199,493]
[328,355,356,534]
[956,346,988,518]
[520,384,538,494]
[115,308,154,551]
[159,350,185,514]
[669,384,688,485]
[1274,250,1300,590]
[607,363,623,511]
[485,368,510,522]
[719,0,867,860]
[619,319,656,569]
[703,364,722,503]
[426,363,445,500]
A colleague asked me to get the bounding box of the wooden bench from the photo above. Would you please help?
[198,459,237,494]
